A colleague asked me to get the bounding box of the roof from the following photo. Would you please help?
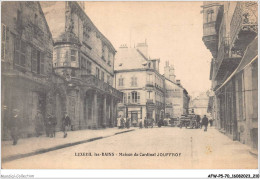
[115,47,148,71]
[165,78,189,95]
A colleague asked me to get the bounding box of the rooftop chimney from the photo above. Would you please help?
[136,40,148,58]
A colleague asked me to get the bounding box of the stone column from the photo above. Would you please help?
[103,95,107,127]
[93,91,97,128]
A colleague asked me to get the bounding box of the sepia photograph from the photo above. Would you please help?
[0,0,258,175]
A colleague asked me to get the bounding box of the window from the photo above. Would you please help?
[71,50,76,61]
[14,38,26,67]
[87,61,92,74]
[31,47,44,74]
[71,69,76,77]
[107,75,110,84]
[102,44,106,61]
[207,9,214,22]
[31,48,37,72]
[56,48,61,63]
[123,93,127,103]
[131,76,137,86]
[118,77,124,87]
[81,56,86,69]
[96,67,100,79]
[127,92,131,103]
[131,91,140,104]
[1,24,6,60]
[101,71,104,81]
[147,74,153,85]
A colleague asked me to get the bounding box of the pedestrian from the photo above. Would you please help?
[209,117,213,127]
[120,116,125,129]
[139,119,143,129]
[144,117,149,128]
[125,118,130,129]
[49,114,57,138]
[195,115,201,129]
[35,111,44,137]
[44,115,50,137]
[10,109,20,145]
[62,113,71,138]
[202,115,209,132]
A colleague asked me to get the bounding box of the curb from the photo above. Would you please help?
[115,129,135,135]
[2,129,135,163]
[249,150,258,157]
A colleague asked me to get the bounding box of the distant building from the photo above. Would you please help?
[1,2,53,139]
[202,2,258,150]
[189,92,210,117]
[41,1,122,129]
[164,61,190,118]
[115,42,165,125]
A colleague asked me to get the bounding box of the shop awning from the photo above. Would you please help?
[215,37,258,93]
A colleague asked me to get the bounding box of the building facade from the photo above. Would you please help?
[202,2,258,150]
[41,2,122,130]
[115,42,165,125]
[164,61,190,118]
[189,92,210,117]
[1,2,53,139]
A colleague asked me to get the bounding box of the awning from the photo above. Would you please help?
[215,36,258,93]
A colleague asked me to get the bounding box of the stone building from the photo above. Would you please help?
[164,61,190,118]
[1,2,53,139]
[202,2,258,150]
[189,92,210,117]
[41,2,122,130]
[115,42,165,125]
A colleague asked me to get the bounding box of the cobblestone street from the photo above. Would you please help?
[2,127,257,169]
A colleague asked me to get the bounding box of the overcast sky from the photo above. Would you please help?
[84,1,212,98]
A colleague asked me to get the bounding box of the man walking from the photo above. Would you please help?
[49,114,57,138]
[10,109,20,145]
[62,113,71,138]
[202,115,209,132]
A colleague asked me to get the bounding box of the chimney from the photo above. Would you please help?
[136,41,148,58]
[119,44,128,48]
[176,80,181,85]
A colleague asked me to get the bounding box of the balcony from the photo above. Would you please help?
[230,2,258,56]
[213,37,240,81]
[202,22,218,58]
[81,75,123,99]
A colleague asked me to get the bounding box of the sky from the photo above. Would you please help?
[84,1,212,98]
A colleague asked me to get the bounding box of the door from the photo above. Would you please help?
[131,112,138,125]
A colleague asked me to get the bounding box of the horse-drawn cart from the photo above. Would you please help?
[179,115,198,129]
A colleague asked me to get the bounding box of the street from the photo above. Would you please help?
[2,127,257,169]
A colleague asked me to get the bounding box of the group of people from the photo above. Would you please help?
[118,116,130,129]
[9,109,72,145]
[194,114,212,132]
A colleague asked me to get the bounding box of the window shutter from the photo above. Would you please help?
[137,92,140,103]
[128,92,131,103]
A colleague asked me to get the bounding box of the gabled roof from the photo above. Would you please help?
[115,47,148,71]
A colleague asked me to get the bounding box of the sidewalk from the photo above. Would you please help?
[2,128,135,163]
